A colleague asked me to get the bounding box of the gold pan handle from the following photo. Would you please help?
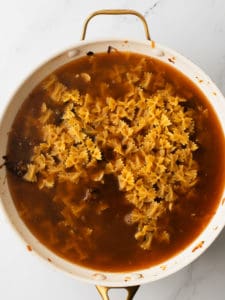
[82,8,145,300]
[81,9,151,41]
[96,285,140,300]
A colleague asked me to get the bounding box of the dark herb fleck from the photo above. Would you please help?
[86,51,94,56]
[107,46,118,53]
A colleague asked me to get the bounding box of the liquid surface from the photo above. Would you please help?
[6,51,225,271]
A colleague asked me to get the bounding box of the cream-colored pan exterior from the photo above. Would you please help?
[0,39,225,288]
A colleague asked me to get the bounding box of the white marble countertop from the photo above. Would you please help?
[1,0,225,299]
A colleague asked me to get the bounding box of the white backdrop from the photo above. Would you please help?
[1,0,225,299]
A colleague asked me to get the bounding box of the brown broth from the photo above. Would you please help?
[6,51,225,272]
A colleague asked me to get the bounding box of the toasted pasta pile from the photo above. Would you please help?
[23,61,199,250]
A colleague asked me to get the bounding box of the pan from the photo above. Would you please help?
[0,10,225,300]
